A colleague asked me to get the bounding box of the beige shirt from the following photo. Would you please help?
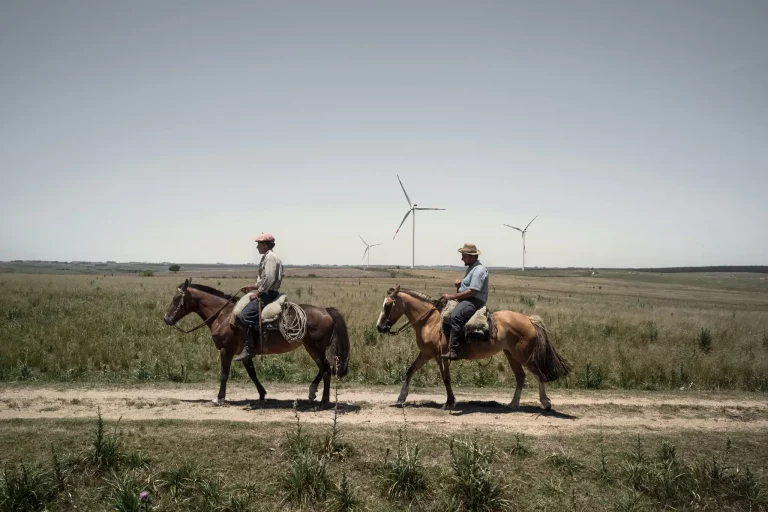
[255,250,283,294]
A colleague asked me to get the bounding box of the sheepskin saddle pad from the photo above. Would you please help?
[230,293,288,328]
[441,300,494,340]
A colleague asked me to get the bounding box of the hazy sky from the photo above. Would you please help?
[1,1,766,268]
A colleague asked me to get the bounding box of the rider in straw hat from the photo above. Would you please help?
[234,233,284,361]
[440,243,489,360]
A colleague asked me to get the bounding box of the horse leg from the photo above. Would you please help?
[308,367,323,402]
[538,380,552,411]
[321,360,332,407]
[396,352,431,406]
[436,357,456,409]
[241,358,267,401]
[214,348,233,406]
[503,350,526,409]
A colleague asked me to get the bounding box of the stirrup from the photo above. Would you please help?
[233,348,254,361]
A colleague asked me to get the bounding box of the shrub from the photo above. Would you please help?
[140,270,154,277]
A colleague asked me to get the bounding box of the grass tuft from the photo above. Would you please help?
[448,436,510,511]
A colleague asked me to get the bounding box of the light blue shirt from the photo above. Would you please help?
[459,260,489,304]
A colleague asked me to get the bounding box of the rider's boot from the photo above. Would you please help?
[234,329,256,361]
[441,331,461,360]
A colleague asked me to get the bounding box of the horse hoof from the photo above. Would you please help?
[442,402,455,411]
[258,395,267,402]
[320,401,333,410]
[543,403,552,412]
[212,398,225,406]
[507,403,520,410]
[395,400,405,407]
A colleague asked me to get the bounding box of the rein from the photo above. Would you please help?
[172,289,243,334]
[386,303,440,336]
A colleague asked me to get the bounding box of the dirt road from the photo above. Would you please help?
[2,385,767,435]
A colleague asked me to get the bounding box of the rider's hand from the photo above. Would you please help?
[442,293,453,301]
[454,279,461,287]
[240,286,250,293]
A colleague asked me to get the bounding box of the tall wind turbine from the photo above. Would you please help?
[393,175,446,269]
[359,235,381,269]
[504,215,538,271]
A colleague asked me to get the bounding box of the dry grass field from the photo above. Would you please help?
[1,267,768,510]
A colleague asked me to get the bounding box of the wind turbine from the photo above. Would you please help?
[503,215,538,271]
[393,175,446,269]
[359,235,381,269]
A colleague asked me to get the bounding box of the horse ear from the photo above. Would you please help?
[393,284,400,296]
[182,278,190,290]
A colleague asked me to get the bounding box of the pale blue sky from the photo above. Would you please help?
[1,1,766,268]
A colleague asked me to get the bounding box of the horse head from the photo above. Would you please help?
[376,284,404,333]
[164,278,193,325]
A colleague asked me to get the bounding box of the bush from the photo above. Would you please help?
[168,264,180,273]
[140,270,154,277]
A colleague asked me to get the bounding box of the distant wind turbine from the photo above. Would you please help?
[393,175,446,269]
[503,215,538,271]
[359,235,381,269]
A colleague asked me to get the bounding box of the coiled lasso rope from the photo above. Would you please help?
[280,302,307,342]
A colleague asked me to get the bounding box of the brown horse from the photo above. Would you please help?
[376,285,570,410]
[163,278,350,406]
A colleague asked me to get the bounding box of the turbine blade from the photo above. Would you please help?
[393,209,413,239]
[362,247,369,260]
[504,224,523,232]
[358,235,368,245]
[524,215,538,231]
[415,207,445,211]
[397,174,412,207]
[370,243,382,247]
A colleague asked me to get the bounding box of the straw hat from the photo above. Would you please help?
[458,243,481,255]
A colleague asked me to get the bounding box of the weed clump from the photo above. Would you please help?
[448,435,510,511]
[698,328,713,353]
[382,413,426,502]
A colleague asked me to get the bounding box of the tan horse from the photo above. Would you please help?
[164,278,350,406]
[376,285,570,409]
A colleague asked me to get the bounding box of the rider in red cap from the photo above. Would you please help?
[234,233,284,361]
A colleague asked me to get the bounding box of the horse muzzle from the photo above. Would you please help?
[377,324,390,334]
[163,315,176,326]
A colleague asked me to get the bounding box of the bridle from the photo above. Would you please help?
[169,287,242,334]
[382,295,441,336]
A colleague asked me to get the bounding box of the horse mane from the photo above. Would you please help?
[188,283,235,301]
[390,288,447,310]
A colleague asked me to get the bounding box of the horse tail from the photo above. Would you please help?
[325,307,350,378]
[526,315,571,382]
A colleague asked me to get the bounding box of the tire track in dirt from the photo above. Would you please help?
[2,385,767,436]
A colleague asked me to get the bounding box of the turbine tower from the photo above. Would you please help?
[503,215,538,271]
[359,235,381,269]
[393,175,446,269]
